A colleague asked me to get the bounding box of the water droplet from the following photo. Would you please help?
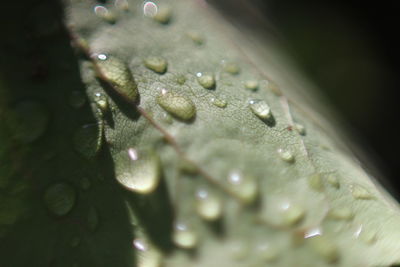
[277,148,295,163]
[69,90,86,109]
[326,174,340,189]
[94,54,138,102]
[244,80,259,91]
[197,72,215,89]
[143,1,158,17]
[80,177,91,191]
[309,236,339,263]
[294,123,306,135]
[44,183,76,217]
[70,236,81,247]
[114,0,129,11]
[327,207,353,221]
[255,241,279,262]
[227,171,258,203]
[133,238,163,267]
[358,228,377,245]
[94,5,117,23]
[157,89,196,121]
[73,123,102,159]
[153,6,172,24]
[282,204,305,226]
[176,75,186,85]
[223,62,240,75]
[172,222,198,249]
[14,100,49,144]
[186,31,205,45]
[195,189,222,221]
[115,148,161,194]
[210,97,227,108]
[351,185,374,200]
[87,206,99,232]
[308,173,323,192]
[304,227,322,239]
[249,99,273,121]
[94,92,109,114]
[263,197,305,227]
[144,57,167,74]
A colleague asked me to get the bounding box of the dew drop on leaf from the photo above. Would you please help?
[44,183,76,217]
[114,148,161,194]
[73,123,102,159]
[223,62,240,75]
[133,238,163,267]
[351,184,374,200]
[195,188,222,221]
[308,236,339,263]
[186,31,205,45]
[327,174,340,189]
[308,173,324,192]
[14,100,49,144]
[244,80,259,91]
[94,5,117,23]
[156,89,196,121]
[144,57,167,74]
[294,123,306,135]
[172,222,198,249]
[152,6,172,24]
[327,207,353,221]
[196,72,215,89]
[210,97,227,108]
[94,92,109,114]
[277,148,295,163]
[249,99,273,121]
[94,54,138,102]
[227,171,258,203]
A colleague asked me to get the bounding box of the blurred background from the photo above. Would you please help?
[211,0,400,198]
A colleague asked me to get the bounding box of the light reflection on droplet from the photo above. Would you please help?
[304,227,322,239]
[143,1,158,17]
[133,238,148,251]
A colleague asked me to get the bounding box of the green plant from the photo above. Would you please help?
[1,0,400,266]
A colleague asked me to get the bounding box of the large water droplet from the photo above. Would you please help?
[44,183,76,217]
[143,1,158,17]
[249,99,273,121]
[94,5,117,23]
[157,89,196,121]
[14,100,49,144]
[308,236,339,263]
[244,80,259,91]
[308,173,323,192]
[351,184,374,200]
[114,148,161,194]
[210,97,227,108]
[195,189,222,221]
[73,123,102,159]
[277,148,295,163]
[144,57,167,74]
[227,171,257,203]
[263,197,305,227]
[197,72,215,89]
[94,54,138,102]
[172,222,198,249]
[69,90,86,109]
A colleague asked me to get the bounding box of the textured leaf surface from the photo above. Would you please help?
[1,0,400,266]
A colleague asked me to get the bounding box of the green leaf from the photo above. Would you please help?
[1,0,400,266]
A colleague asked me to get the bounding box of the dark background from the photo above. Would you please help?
[212,0,400,198]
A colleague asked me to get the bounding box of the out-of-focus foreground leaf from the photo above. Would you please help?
[1,0,400,266]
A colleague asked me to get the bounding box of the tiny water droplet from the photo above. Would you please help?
[309,236,339,263]
[73,123,102,159]
[157,89,196,121]
[244,80,259,91]
[227,171,258,203]
[94,92,109,114]
[197,72,215,89]
[326,174,340,189]
[294,123,306,135]
[94,5,117,23]
[14,100,49,144]
[80,177,91,191]
[308,173,324,192]
[69,90,86,109]
[351,185,374,200]
[94,54,138,102]
[176,75,186,85]
[172,222,198,249]
[144,57,167,74]
[87,206,99,232]
[277,148,295,163]
[114,0,129,11]
[263,197,305,227]
[186,31,205,45]
[249,99,273,121]
[195,189,222,221]
[327,207,353,221]
[44,183,76,217]
[70,236,81,247]
[223,62,240,75]
[115,148,161,194]
[152,6,172,24]
[210,97,227,108]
